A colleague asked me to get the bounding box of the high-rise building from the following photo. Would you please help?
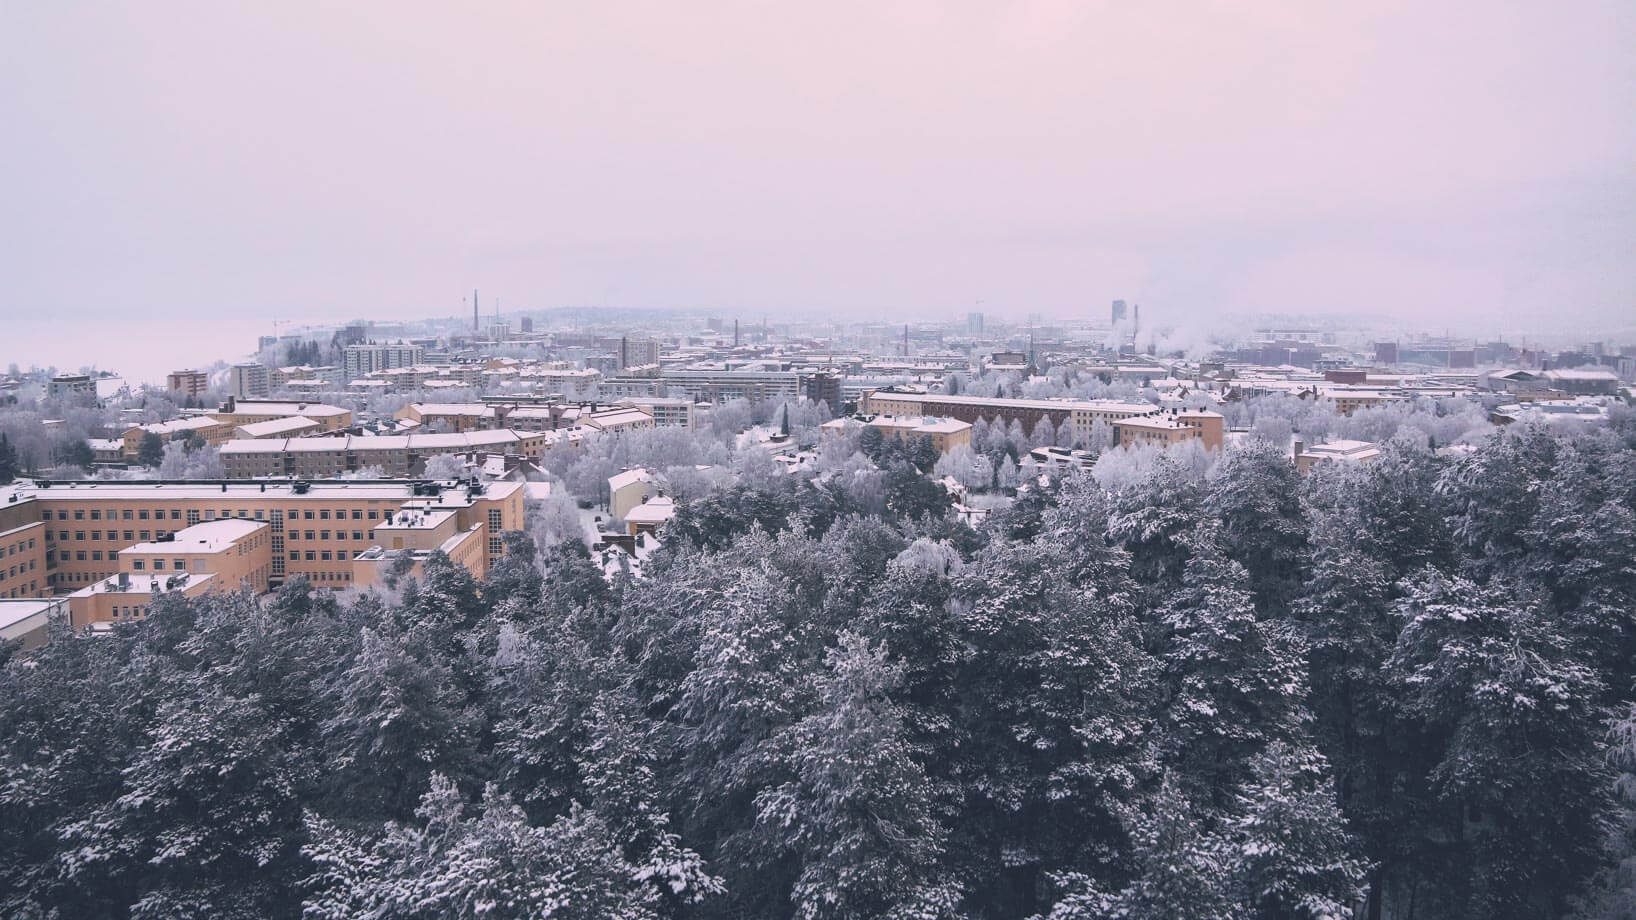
[618,336,661,369]
[229,363,270,399]
[967,312,984,335]
[518,317,534,334]
[1111,299,1128,325]
[344,344,425,378]
[166,370,210,400]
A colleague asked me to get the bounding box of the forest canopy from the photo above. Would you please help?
[4,420,1636,919]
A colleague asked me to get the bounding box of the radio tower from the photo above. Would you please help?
[472,289,479,332]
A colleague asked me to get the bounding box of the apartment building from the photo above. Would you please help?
[859,391,1156,443]
[0,520,46,599]
[235,416,322,439]
[0,478,522,597]
[618,336,662,369]
[216,399,353,432]
[48,374,96,400]
[821,414,974,454]
[166,369,210,400]
[229,363,271,399]
[599,371,805,404]
[220,429,550,478]
[344,343,426,378]
[120,415,237,458]
[1111,409,1226,450]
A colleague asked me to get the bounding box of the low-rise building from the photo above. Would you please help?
[121,416,236,459]
[217,399,353,432]
[0,597,66,653]
[235,416,322,439]
[1295,439,1382,473]
[0,478,523,594]
[821,414,973,454]
[609,469,658,520]
[1111,408,1226,450]
[220,429,550,478]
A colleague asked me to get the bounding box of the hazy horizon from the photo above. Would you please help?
[3,2,1632,337]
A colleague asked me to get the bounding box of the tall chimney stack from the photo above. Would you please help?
[473,289,479,332]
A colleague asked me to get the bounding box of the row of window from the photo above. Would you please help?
[47,530,169,542]
[4,582,39,598]
[1,559,38,581]
[129,558,194,571]
[46,506,392,524]
[2,537,36,557]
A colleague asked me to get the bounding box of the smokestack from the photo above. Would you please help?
[903,323,909,357]
[473,289,479,332]
[734,319,740,348]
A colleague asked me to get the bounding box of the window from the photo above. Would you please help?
[319,530,330,540]
[320,551,332,561]
[74,510,84,520]
[75,531,85,541]
[132,559,144,570]
[319,510,330,520]
[122,509,133,520]
[140,531,151,540]
[139,510,149,520]
[303,511,314,520]
[173,559,185,569]
[171,510,181,520]
[123,530,133,541]
[305,551,315,561]
[289,551,299,560]
[154,557,164,569]
[90,531,101,541]
[352,531,363,541]
[90,510,101,520]
[351,510,361,520]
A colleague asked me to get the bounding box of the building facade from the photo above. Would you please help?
[0,479,523,598]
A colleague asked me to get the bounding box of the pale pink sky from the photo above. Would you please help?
[2,1,1632,335]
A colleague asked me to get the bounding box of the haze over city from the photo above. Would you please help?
[3,0,1632,343]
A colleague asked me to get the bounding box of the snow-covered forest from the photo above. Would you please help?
[3,418,1636,919]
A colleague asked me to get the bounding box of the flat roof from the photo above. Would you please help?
[865,391,1155,414]
[0,598,65,640]
[237,416,319,437]
[2,479,518,503]
[123,518,266,553]
[224,401,349,417]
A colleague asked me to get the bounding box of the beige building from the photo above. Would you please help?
[166,370,210,400]
[821,414,974,454]
[216,399,353,432]
[121,416,235,459]
[1111,409,1226,450]
[235,416,322,439]
[0,479,522,597]
[609,468,659,521]
[0,597,66,653]
[352,505,490,590]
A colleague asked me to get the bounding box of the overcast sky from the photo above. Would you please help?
[2,1,1632,335]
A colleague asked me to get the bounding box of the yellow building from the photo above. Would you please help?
[216,399,353,432]
[0,478,522,595]
[1112,409,1226,450]
[821,414,974,454]
[120,415,235,459]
